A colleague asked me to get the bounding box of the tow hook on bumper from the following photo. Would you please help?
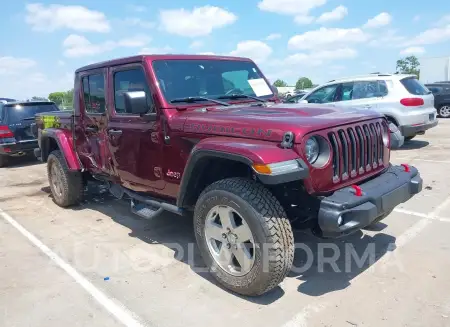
[317,164,423,238]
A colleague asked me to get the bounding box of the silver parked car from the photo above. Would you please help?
[299,73,438,141]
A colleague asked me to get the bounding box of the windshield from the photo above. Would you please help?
[152,59,274,104]
[4,103,59,123]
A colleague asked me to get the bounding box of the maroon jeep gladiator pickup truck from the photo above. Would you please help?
[34,54,423,296]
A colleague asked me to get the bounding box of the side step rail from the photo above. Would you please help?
[108,183,185,219]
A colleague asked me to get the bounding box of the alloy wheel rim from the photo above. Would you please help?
[51,164,63,197]
[204,205,255,276]
[440,106,450,117]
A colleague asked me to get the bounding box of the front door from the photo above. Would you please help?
[106,63,165,192]
[76,69,110,175]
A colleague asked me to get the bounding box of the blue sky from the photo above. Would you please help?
[1,0,450,98]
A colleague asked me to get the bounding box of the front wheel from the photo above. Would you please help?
[47,150,83,207]
[194,177,294,296]
[438,105,450,118]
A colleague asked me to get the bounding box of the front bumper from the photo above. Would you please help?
[318,164,422,238]
[0,140,38,156]
[400,119,438,137]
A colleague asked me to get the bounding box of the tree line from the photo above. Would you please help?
[272,55,421,91]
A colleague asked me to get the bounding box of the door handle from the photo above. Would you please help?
[86,126,98,132]
[108,129,122,136]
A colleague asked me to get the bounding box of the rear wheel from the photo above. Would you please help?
[47,150,83,207]
[194,177,294,296]
[0,155,9,168]
[438,105,450,118]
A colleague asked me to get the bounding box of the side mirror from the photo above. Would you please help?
[124,91,149,115]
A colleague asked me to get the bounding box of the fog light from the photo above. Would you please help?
[337,216,343,226]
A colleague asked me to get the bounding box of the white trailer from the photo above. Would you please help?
[419,56,450,83]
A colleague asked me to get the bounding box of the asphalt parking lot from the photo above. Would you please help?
[1,120,450,327]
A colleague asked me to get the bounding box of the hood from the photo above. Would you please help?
[181,102,383,143]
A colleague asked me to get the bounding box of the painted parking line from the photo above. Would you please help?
[0,208,149,327]
[282,210,435,327]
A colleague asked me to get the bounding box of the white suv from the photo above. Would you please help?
[300,73,438,140]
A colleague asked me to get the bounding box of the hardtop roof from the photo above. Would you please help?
[75,54,253,73]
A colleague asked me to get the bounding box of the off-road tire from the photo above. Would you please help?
[194,177,295,296]
[47,150,83,207]
[0,155,9,168]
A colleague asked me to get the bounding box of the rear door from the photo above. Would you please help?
[334,80,388,111]
[76,69,110,174]
[5,102,60,142]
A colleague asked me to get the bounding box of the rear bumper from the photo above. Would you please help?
[400,119,438,137]
[0,140,38,156]
[318,164,422,238]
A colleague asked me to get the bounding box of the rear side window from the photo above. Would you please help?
[4,103,59,123]
[352,80,388,99]
[400,77,430,95]
[81,73,106,114]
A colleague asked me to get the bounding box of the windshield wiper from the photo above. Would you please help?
[170,96,230,106]
[218,94,267,103]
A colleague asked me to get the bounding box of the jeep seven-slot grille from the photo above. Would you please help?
[328,122,385,183]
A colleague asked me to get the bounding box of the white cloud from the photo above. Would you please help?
[190,40,204,49]
[404,25,450,46]
[288,27,368,50]
[25,3,110,33]
[435,14,450,26]
[368,29,406,47]
[266,33,282,40]
[159,6,237,37]
[198,52,216,55]
[400,47,426,55]
[63,34,151,57]
[258,0,327,15]
[294,15,315,25]
[0,71,73,99]
[363,12,392,29]
[284,48,357,66]
[123,17,155,29]
[0,56,36,75]
[229,40,273,63]
[316,5,348,23]
[270,48,357,69]
[138,46,174,54]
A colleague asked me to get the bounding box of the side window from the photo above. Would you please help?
[114,67,153,115]
[306,84,340,103]
[81,74,106,114]
[341,82,354,101]
[352,81,387,100]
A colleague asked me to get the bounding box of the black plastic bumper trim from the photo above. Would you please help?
[318,164,423,238]
[399,120,438,137]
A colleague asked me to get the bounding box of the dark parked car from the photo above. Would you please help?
[425,83,450,118]
[0,101,59,167]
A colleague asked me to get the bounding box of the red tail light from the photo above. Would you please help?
[400,98,424,106]
[0,125,13,138]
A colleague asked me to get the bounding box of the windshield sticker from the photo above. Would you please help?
[248,78,272,97]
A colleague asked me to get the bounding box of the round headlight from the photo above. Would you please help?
[305,137,320,163]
